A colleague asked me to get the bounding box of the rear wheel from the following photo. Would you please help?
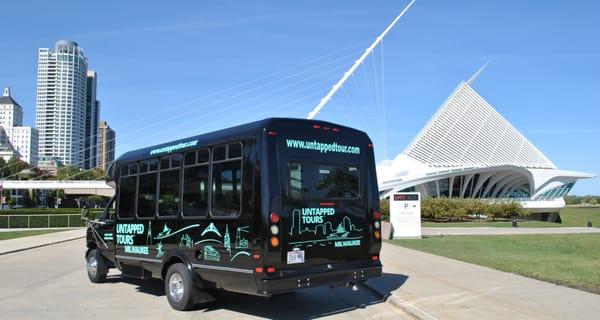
[165,263,196,311]
[86,249,108,283]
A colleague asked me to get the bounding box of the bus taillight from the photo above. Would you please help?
[374,211,382,220]
[270,212,280,224]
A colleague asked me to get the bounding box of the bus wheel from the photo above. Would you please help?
[165,263,196,311]
[86,249,108,283]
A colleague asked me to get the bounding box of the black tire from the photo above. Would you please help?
[165,263,196,311]
[86,249,108,283]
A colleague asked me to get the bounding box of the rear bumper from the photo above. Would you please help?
[257,264,382,296]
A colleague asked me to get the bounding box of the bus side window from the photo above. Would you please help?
[138,159,157,218]
[158,154,182,216]
[118,163,137,219]
[183,149,209,217]
[211,143,242,217]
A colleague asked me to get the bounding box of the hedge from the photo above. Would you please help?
[380,197,526,222]
[0,211,102,228]
[0,208,103,215]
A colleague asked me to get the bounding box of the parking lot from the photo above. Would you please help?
[0,239,406,319]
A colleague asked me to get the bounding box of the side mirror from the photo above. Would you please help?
[81,207,90,221]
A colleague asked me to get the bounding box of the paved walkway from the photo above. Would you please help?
[422,227,600,236]
[367,242,600,320]
[0,228,85,255]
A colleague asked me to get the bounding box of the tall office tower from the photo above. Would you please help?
[84,71,99,169]
[0,87,38,165]
[98,121,115,170]
[36,40,88,168]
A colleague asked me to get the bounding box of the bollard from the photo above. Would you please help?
[512,219,518,228]
[588,220,593,228]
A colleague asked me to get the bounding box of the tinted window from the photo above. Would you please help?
[228,143,242,158]
[148,159,158,171]
[184,152,196,166]
[160,157,170,170]
[287,163,359,200]
[213,146,226,161]
[137,172,157,218]
[211,160,241,217]
[182,165,209,216]
[198,149,210,163]
[159,168,180,216]
[171,154,181,168]
[118,176,137,218]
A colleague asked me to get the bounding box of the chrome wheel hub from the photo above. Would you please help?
[169,273,185,302]
[87,256,97,277]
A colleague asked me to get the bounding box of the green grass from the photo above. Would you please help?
[421,220,560,227]
[422,207,600,228]
[390,233,600,294]
[0,229,72,241]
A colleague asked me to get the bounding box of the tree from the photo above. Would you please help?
[7,156,30,177]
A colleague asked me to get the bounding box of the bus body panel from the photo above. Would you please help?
[86,118,381,298]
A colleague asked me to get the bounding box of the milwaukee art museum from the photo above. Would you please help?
[377,77,595,215]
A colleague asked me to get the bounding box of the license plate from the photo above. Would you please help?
[287,250,305,264]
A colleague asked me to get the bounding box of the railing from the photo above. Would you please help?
[0,213,99,229]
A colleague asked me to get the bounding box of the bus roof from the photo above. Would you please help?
[115,117,367,164]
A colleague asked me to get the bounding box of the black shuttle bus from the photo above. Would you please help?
[85,118,382,310]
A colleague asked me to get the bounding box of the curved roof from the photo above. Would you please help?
[403,82,556,169]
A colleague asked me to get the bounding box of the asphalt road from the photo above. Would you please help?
[0,239,405,320]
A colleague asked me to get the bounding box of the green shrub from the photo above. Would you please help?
[0,208,102,215]
[380,198,390,221]
[419,197,525,222]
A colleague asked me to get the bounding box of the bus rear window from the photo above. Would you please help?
[287,162,360,200]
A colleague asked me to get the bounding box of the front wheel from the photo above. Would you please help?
[165,263,196,311]
[86,249,108,283]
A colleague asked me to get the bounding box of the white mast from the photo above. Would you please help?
[307,0,416,119]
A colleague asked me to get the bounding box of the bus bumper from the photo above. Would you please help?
[257,264,382,296]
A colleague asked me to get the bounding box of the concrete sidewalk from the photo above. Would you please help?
[0,228,85,255]
[422,226,600,236]
[367,242,600,320]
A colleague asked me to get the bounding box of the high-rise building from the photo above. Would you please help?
[84,71,100,169]
[98,120,115,170]
[0,87,38,165]
[35,40,88,168]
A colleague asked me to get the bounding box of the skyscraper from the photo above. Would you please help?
[0,87,38,165]
[84,71,100,169]
[98,120,115,170]
[36,40,88,168]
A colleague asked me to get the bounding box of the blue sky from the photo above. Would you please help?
[0,0,598,195]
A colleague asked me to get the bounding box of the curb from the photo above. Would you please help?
[0,235,85,256]
[361,281,437,320]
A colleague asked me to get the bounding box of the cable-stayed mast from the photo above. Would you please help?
[307,0,416,119]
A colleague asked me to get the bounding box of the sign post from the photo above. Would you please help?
[390,192,421,239]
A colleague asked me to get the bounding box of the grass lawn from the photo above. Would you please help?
[0,229,72,241]
[422,207,600,228]
[390,233,600,294]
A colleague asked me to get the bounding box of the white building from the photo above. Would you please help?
[377,76,595,215]
[0,87,39,165]
[36,40,88,168]
[0,87,23,127]
[3,127,39,165]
